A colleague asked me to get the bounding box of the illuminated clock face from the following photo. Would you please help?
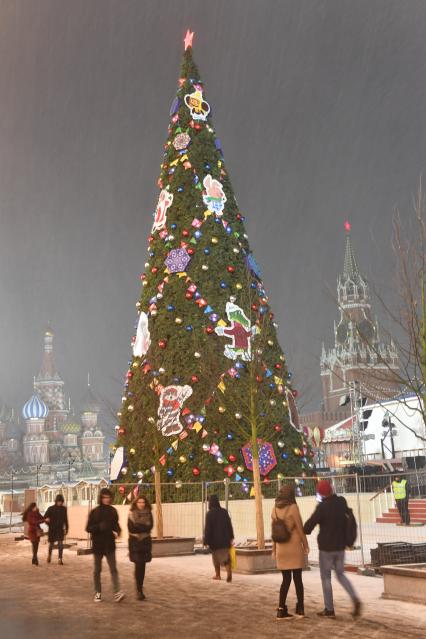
[336,321,348,344]
[358,319,375,342]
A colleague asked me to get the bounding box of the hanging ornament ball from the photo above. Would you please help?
[233,247,240,254]
[186,325,193,331]
[192,467,200,477]
[229,454,237,463]
[256,375,263,383]
[158,339,167,349]
[179,455,187,463]
[293,447,301,456]
[277,440,285,449]
[226,432,234,440]
[167,304,175,311]
[175,480,183,489]
[206,326,214,334]
[270,399,276,406]
[274,424,282,432]
[267,340,274,346]
[150,309,157,316]
[218,406,226,414]
[281,452,288,460]
[211,237,218,244]
[194,352,201,359]
[226,265,235,273]
[157,293,163,300]
[229,296,236,303]
[167,468,174,477]
[132,361,139,368]
[121,467,128,475]
[128,404,134,412]
[137,471,144,479]
[237,465,244,473]
[159,367,165,374]
[119,485,126,495]
[235,412,242,419]
[129,448,136,455]
[236,283,242,290]
[191,375,199,383]
[175,317,183,325]
[202,264,209,271]
[280,355,285,361]
[202,443,210,452]
[220,281,227,289]
[118,427,125,436]
[217,456,224,464]
[148,417,155,424]
[182,229,189,237]
[204,247,210,255]
[277,473,284,480]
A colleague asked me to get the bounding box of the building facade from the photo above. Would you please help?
[301,223,399,433]
[0,328,107,484]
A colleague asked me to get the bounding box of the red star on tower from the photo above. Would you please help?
[344,220,351,233]
[184,29,194,50]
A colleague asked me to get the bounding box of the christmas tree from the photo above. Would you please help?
[116,32,311,545]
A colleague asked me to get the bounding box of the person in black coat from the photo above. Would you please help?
[203,494,234,582]
[86,488,125,603]
[44,494,68,565]
[128,495,154,600]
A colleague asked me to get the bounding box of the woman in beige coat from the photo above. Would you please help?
[272,484,309,619]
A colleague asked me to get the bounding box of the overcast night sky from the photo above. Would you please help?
[1,0,426,431]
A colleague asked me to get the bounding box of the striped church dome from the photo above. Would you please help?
[22,394,49,420]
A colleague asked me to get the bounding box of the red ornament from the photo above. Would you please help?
[118,485,126,495]
[274,363,282,370]
[192,467,200,477]
[263,476,271,485]
[256,375,263,383]
[251,304,258,311]
[191,375,199,383]
[158,339,167,349]
[292,389,299,398]
[274,424,282,432]
[140,273,146,280]
[187,248,195,255]
[185,293,193,300]
[229,454,237,463]
[205,326,214,335]
[118,427,125,436]
[182,229,189,237]
[226,266,235,273]
[151,266,158,274]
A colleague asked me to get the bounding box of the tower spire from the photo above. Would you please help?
[37,326,60,381]
[343,220,360,281]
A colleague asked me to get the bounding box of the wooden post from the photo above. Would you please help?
[154,467,164,540]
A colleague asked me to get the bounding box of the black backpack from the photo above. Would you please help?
[345,507,358,547]
[271,508,291,543]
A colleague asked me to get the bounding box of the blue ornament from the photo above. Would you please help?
[172,377,180,383]
[149,251,155,257]
[269,382,276,389]
[235,373,240,379]
[189,453,195,461]
[194,230,202,239]
[171,223,177,230]
[287,372,293,380]
[225,226,232,234]
[167,304,175,311]
[194,175,199,185]
[259,306,268,315]
[220,281,227,289]
[204,248,210,255]
[186,325,193,332]
[250,282,257,289]
[177,186,184,193]
[235,361,244,369]
[226,433,234,440]
[167,468,174,477]
[205,163,211,170]
[281,453,288,460]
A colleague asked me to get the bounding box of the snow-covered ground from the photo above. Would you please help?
[0,535,424,639]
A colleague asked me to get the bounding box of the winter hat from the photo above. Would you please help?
[316,480,333,498]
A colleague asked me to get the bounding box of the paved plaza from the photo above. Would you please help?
[0,535,425,639]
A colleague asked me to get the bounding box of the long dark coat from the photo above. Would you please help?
[128,510,154,563]
[86,504,121,556]
[44,504,69,542]
[204,506,234,551]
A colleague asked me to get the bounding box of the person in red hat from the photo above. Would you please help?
[304,479,361,619]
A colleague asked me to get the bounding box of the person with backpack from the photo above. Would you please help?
[44,494,68,565]
[203,495,234,582]
[86,488,125,603]
[22,502,45,566]
[128,494,153,600]
[271,484,309,619]
[304,479,361,619]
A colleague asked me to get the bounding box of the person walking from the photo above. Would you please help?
[23,502,45,566]
[392,475,410,525]
[128,494,153,600]
[304,479,361,619]
[44,494,68,565]
[86,487,125,603]
[272,485,309,619]
[203,495,234,583]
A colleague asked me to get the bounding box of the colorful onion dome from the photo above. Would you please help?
[22,394,49,420]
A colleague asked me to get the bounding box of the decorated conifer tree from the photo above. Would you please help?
[116,32,312,546]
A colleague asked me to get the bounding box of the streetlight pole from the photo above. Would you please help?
[36,464,42,488]
[9,470,14,533]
